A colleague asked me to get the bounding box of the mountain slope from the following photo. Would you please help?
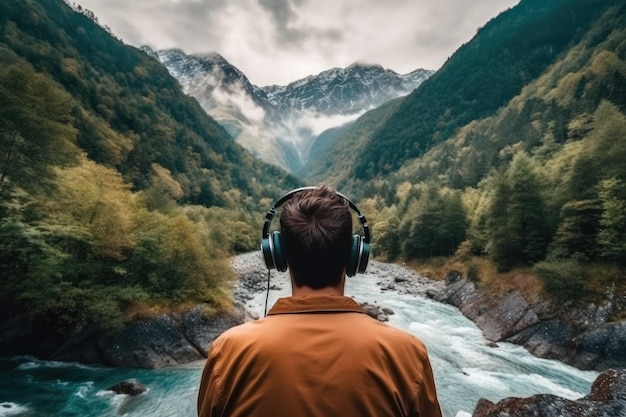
[0,0,301,338]
[300,98,405,185]
[393,0,626,192]
[347,0,612,181]
[340,0,626,292]
[258,64,432,116]
[151,48,433,172]
[0,0,299,207]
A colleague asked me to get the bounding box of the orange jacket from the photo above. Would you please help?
[198,295,442,417]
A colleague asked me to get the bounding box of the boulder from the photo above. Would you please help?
[474,291,539,342]
[51,323,107,364]
[571,322,626,371]
[433,270,626,372]
[472,368,626,417]
[433,277,482,310]
[48,303,248,368]
[182,303,247,356]
[107,379,147,396]
[505,319,575,360]
[444,270,463,286]
[360,302,390,322]
[100,315,203,368]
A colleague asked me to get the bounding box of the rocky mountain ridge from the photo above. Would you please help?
[143,47,433,172]
[258,63,432,115]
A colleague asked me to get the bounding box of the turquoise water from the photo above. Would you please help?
[0,357,201,417]
[0,261,599,417]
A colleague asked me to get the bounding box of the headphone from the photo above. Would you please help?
[261,187,370,277]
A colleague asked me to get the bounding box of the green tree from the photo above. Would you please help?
[51,158,138,261]
[486,174,514,270]
[486,153,549,271]
[398,184,466,258]
[0,60,77,197]
[549,199,601,260]
[597,178,626,263]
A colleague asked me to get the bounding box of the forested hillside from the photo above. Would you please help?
[304,0,610,187]
[354,0,611,180]
[345,0,626,303]
[300,98,404,185]
[0,0,300,335]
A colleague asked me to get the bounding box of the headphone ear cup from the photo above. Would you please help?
[346,235,362,277]
[358,240,370,274]
[272,232,288,272]
[261,235,275,270]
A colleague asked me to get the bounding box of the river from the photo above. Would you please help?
[0,253,598,417]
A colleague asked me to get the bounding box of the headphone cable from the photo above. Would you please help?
[264,269,271,317]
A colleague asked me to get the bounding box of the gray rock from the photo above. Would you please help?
[50,323,106,364]
[444,270,463,286]
[475,291,539,341]
[47,303,248,369]
[434,277,481,309]
[433,270,626,372]
[472,368,626,417]
[382,307,395,315]
[182,303,246,356]
[100,315,203,368]
[573,322,626,371]
[360,302,390,322]
[506,319,575,360]
[107,379,147,396]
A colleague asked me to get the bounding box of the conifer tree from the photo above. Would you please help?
[597,177,626,264]
[0,61,77,198]
[486,153,549,270]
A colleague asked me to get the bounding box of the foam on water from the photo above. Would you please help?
[96,389,126,402]
[0,403,29,417]
[15,358,100,371]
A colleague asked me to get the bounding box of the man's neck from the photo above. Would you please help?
[290,274,345,297]
[291,285,344,297]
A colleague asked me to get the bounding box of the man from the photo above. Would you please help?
[198,185,442,417]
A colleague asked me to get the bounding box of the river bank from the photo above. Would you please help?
[2,252,624,373]
[427,270,626,372]
[2,251,622,416]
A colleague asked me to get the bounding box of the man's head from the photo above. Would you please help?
[279,185,353,289]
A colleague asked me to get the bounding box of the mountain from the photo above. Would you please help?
[331,0,615,182]
[258,63,432,116]
[301,0,623,193]
[312,0,626,301]
[147,47,433,172]
[0,0,301,336]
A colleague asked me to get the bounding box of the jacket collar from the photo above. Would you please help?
[267,295,367,316]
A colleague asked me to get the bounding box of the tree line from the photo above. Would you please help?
[0,0,300,335]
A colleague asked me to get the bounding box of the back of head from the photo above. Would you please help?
[279,185,352,289]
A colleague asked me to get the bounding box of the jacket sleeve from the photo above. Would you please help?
[197,341,224,417]
[414,353,442,417]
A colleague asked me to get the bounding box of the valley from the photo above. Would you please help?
[147,47,433,172]
[0,0,625,415]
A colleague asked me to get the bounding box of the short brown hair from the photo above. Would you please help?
[279,185,352,288]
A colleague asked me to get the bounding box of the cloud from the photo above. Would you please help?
[75,0,520,86]
[295,110,363,138]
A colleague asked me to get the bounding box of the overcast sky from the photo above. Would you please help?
[75,0,520,86]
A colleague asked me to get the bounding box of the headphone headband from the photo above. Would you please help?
[261,187,370,243]
[260,186,370,276]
